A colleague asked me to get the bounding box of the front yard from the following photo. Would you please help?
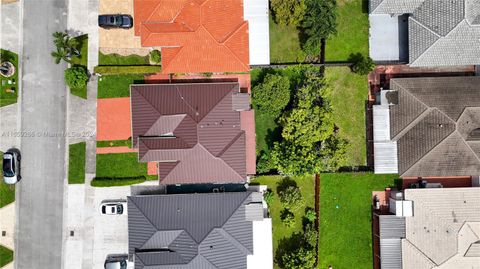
[0,245,13,267]
[0,49,19,107]
[326,66,368,166]
[318,173,397,269]
[68,142,86,184]
[94,153,156,186]
[98,52,149,66]
[0,181,15,208]
[69,34,89,99]
[97,74,144,98]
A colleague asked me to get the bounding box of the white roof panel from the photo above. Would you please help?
[244,0,270,65]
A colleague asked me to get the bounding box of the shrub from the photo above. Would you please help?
[280,209,295,227]
[304,208,316,223]
[279,185,302,208]
[91,176,146,187]
[303,223,318,247]
[281,246,316,269]
[349,53,375,75]
[263,189,274,206]
[252,73,291,118]
[93,65,161,75]
[149,50,161,63]
[64,66,88,89]
[271,0,306,26]
[256,151,275,174]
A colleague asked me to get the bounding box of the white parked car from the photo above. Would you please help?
[104,254,128,269]
[101,200,126,215]
[3,149,21,184]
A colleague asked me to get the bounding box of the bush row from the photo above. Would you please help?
[93,65,161,75]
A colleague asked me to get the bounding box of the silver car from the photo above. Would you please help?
[3,149,21,184]
[104,254,128,269]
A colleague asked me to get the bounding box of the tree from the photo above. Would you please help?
[281,246,316,269]
[51,31,80,64]
[303,223,318,247]
[278,185,302,208]
[280,209,295,227]
[64,66,88,89]
[304,208,316,223]
[270,70,347,175]
[349,53,375,75]
[150,49,161,63]
[257,150,275,174]
[271,0,306,27]
[302,0,337,54]
[252,73,291,118]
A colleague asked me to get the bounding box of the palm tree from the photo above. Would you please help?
[51,47,70,64]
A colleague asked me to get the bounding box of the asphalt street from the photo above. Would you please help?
[16,0,68,268]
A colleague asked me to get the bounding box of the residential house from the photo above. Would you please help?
[373,76,480,177]
[127,191,273,269]
[133,0,270,73]
[130,82,256,185]
[368,0,480,66]
[372,187,480,269]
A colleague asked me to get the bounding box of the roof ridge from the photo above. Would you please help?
[217,228,250,255]
[391,108,433,141]
[402,239,437,267]
[158,160,180,183]
[408,16,449,66]
[128,197,160,247]
[196,144,245,181]
[135,88,163,116]
[217,131,243,157]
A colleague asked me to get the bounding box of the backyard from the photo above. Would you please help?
[318,173,397,269]
[0,49,19,107]
[68,142,86,184]
[326,66,368,166]
[252,175,315,268]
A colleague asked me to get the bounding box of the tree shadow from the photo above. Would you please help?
[274,232,305,265]
[362,0,369,13]
[265,126,282,150]
[276,177,298,194]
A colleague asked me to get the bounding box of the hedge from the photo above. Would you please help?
[91,176,146,187]
[94,65,161,75]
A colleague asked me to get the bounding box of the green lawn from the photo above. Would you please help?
[252,175,315,267]
[326,66,367,166]
[0,180,15,208]
[97,140,132,148]
[69,35,89,99]
[96,153,151,178]
[98,52,149,66]
[97,74,144,98]
[269,16,306,63]
[68,142,86,184]
[319,173,397,269]
[0,49,19,107]
[325,0,369,62]
[0,245,13,267]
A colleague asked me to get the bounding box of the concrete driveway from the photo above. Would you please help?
[98,0,148,55]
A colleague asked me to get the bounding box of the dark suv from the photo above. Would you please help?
[98,14,133,29]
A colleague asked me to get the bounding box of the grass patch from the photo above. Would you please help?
[97,140,132,148]
[68,142,86,184]
[0,180,15,208]
[325,66,367,166]
[70,35,88,67]
[96,153,148,178]
[269,16,307,63]
[255,110,279,155]
[98,52,149,66]
[0,245,13,267]
[0,49,19,107]
[97,74,144,98]
[252,175,315,267]
[319,173,397,269]
[325,0,369,62]
[69,35,89,99]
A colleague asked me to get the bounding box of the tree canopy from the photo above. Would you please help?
[271,0,306,26]
[252,73,291,118]
[302,0,337,54]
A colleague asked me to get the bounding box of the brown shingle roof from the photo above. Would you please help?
[389,76,480,177]
[131,82,253,184]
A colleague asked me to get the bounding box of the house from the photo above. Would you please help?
[372,187,480,269]
[127,192,273,269]
[368,0,480,66]
[130,81,256,185]
[373,76,480,177]
[133,0,270,73]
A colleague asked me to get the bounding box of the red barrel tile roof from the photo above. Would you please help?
[134,0,249,74]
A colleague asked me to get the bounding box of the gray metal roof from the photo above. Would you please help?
[370,0,480,66]
[128,192,264,269]
[385,76,480,177]
[380,238,402,269]
[379,215,406,238]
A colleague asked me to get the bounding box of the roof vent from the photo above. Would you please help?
[467,128,480,141]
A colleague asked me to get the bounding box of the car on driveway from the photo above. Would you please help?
[3,149,21,184]
[98,14,133,29]
[101,200,126,215]
[104,254,128,269]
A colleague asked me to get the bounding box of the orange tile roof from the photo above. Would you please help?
[97,98,132,141]
[134,0,249,73]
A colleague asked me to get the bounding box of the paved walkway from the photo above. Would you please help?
[1,1,20,53]
[96,146,137,154]
[0,203,15,250]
